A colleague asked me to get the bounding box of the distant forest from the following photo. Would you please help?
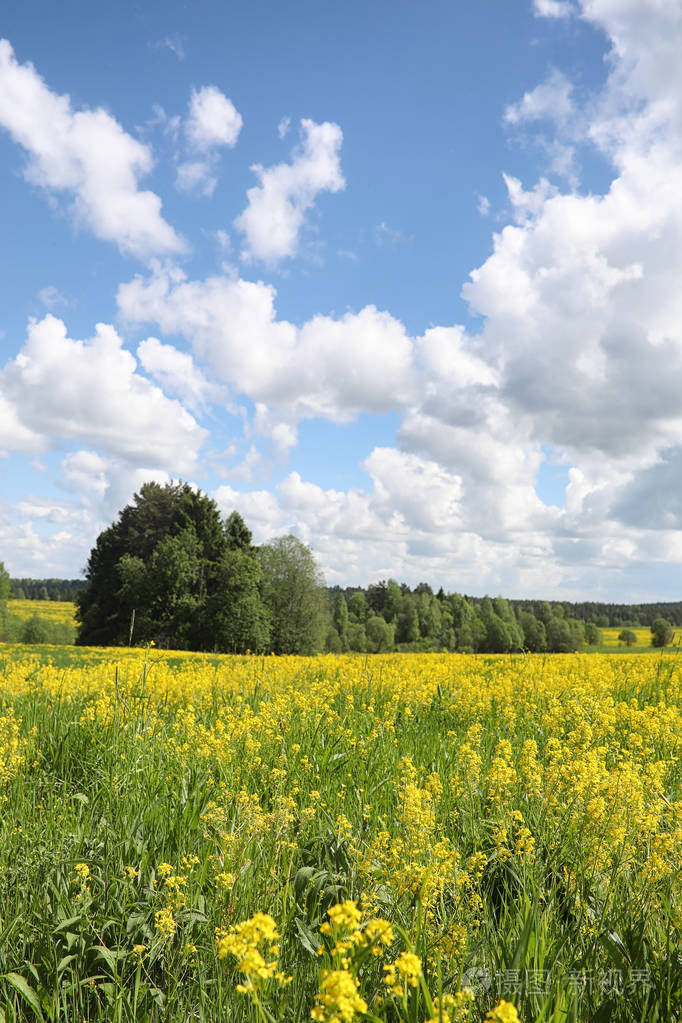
[6,572,681,654]
[322,584,680,654]
[10,578,86,602]
[329,586,682,630]
[11,575,682,631]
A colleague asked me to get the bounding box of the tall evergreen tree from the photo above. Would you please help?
[224,510,254,551]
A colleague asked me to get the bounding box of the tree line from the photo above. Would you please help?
[1,480,678,654]
[326,583,675,653]
[327,584,589,653]
[8,578,86,601]
[505,598,682,629]
[11,577,682,631]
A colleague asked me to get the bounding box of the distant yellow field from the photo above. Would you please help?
[600,625,682,647]
[7,599,76,625]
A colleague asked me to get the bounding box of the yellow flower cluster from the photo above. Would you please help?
[0,710,26,791]
[427,990,474,1023]
[216,912,291,993]
[155,906,176,939]
[319,900,395,970]
[73,862,91,901]
[311,969,367,1023]
[485,1000,520,1023]
[383,950,422,994]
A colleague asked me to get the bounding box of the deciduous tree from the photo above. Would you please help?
[651,618,673,648]
[257,535,326,654]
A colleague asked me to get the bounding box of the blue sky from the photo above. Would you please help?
[1,0,682,600]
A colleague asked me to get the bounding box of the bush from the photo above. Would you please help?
[3,613,77,646]
[22,614,50,644]
[618,629,637,647]
[584,622,601,646]
[0,611,22,643]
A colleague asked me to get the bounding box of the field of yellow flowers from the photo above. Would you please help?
[6,601,77,626]
[0,646,680,1022]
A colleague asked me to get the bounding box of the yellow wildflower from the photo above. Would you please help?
[311,969,368,1022]
[216,912,290,990]
[321,900,363,935]
[155,907,176,939]
[383,951,422,994]
[486,1000,520,1023]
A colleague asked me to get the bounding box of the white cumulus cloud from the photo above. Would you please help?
[0,39,184,260]
[60,450,110,498]
[505,68,575,127]
[1,315,206,471]
[234,118,345,263]
[118,265,417,431]
[137,336,225,411]
[534,0,576,18]
[185,85,242,150]
[175,160,217,197]
[176,85,242,196]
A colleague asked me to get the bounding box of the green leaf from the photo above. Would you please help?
[126,911,148,934]
[294,865,316,899]
[294,916,321,956]
[53,916,82,934]
[98,982,115,1004]
[180,909,208,925]
[3,973,45,1021]
[93,945,124,972]
[56,955,77,975]
[510,905,537,971]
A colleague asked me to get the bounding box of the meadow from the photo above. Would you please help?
[597,628,682,653]
[3,603,77,647]
[0,646,680,1022]
[6,602,77,626]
